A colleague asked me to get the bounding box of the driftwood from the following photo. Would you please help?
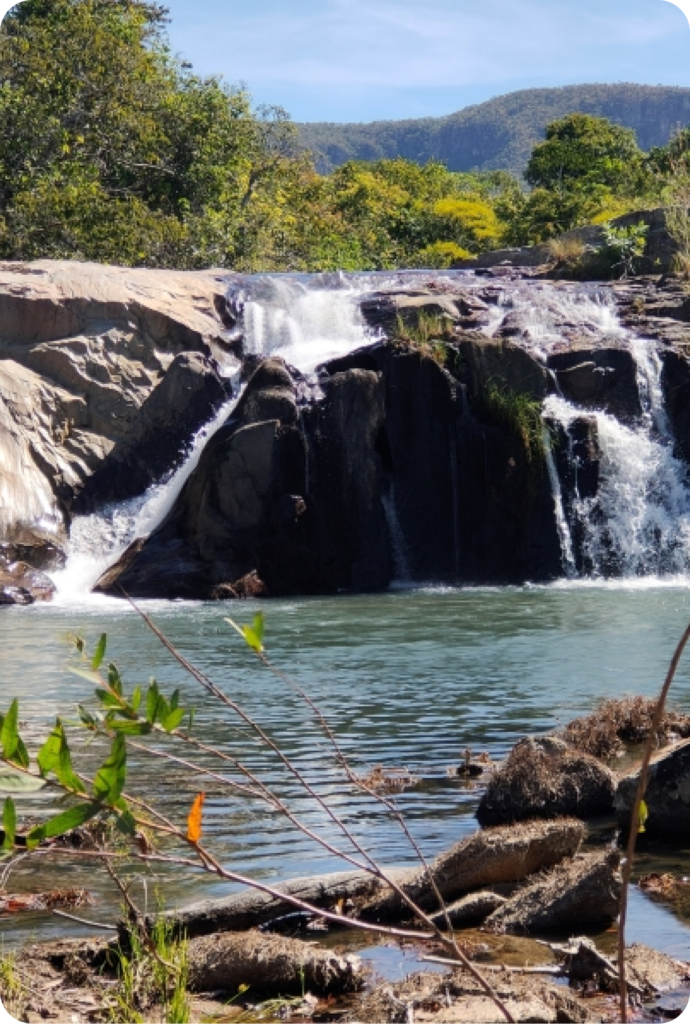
[187,929,364,995]
[167,818,584,937]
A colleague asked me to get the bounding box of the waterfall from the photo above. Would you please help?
[543,390,690,579]
[381,488,412,584]
[48,269,690,597]
[240,274,375,372]
[52,396,239,599]
[55,275,377,600]
[542,424,577,578]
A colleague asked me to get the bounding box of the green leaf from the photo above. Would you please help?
[226,611,265,653]
[91,633,107,671]
[146,680,160,724]
[93,734,127,805]
[131,687,142,713]
[26,801,102,850]
[37,720,85,792]
[2,797,16,850]
[13,737,29,770]
[78,705,97,729]
[116,809,137,836]
[0,699,20,760]
[95,688,124,710]
[156,693,171,726]
[162,708,185,733]
[109,720,153,736]
[107,663,122,697]
[170,689,180,713]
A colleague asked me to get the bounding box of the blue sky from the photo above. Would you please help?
[162,0,690,123]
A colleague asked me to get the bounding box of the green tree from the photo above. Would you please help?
[525,113,645,195]
[0,0,302,267]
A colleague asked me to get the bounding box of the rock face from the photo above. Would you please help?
[98,334,564,599]
[0,260,236,560]
[4,261,690,600]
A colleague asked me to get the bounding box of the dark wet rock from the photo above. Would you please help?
[476,736,617,826]
[0,553,55,602]
[231,357,298,427]
[485,849,622,934]
[98,366,391,598]
[661,347,690,465]
[99,340,564,599]
[548,346,642,421]
[459,333,549,401]
[615,737,690,837]
[0,584,33,605]
[0,540,65,572]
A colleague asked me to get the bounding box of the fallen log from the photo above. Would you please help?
[485,850,621,934]
[165,818,584,937]
[187,929,365,995]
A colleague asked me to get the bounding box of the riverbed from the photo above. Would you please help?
[2,582,690,957]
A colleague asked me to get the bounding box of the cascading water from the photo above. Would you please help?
[55,275,378,600]
[51,268,690,598]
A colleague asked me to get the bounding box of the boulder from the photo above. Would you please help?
[476,736,617,826]
[548,346,642,421]
[615,736,690,837]
[0,559,55,602]
[73,351,231,510]
[485,849,622,934]
[0,260,235,548]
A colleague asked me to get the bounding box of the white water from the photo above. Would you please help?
[544,388,690,578]
[241,274,375,372]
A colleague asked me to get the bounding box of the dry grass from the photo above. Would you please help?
[561,695,690,761]
[546,235,587,267]
[477,737,615,825]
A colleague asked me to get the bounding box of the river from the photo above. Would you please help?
[2,581,690,958]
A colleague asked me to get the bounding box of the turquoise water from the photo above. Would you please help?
[2,582,690,953]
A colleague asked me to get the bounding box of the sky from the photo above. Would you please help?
[160,0,690,124]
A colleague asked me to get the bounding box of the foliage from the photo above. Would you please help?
[592,222,649,279]
[666,205,690,278]
[109,914,190,1023]
[524,114,645,195]
[0,625,517,1024]
[393,310,456,366]
[480,380,545,465]
[0,948,25,1020]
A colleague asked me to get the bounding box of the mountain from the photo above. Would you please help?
[297,83,690,176]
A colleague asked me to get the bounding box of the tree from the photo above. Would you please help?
[525,113,645,195]
[0,0,302,267]
[499,114,653,243]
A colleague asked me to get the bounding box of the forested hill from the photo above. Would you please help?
[298,84,690,174]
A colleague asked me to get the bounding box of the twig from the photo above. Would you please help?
[617,619,690,1022]
[52,909,118,931]
[421,954,564,975]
